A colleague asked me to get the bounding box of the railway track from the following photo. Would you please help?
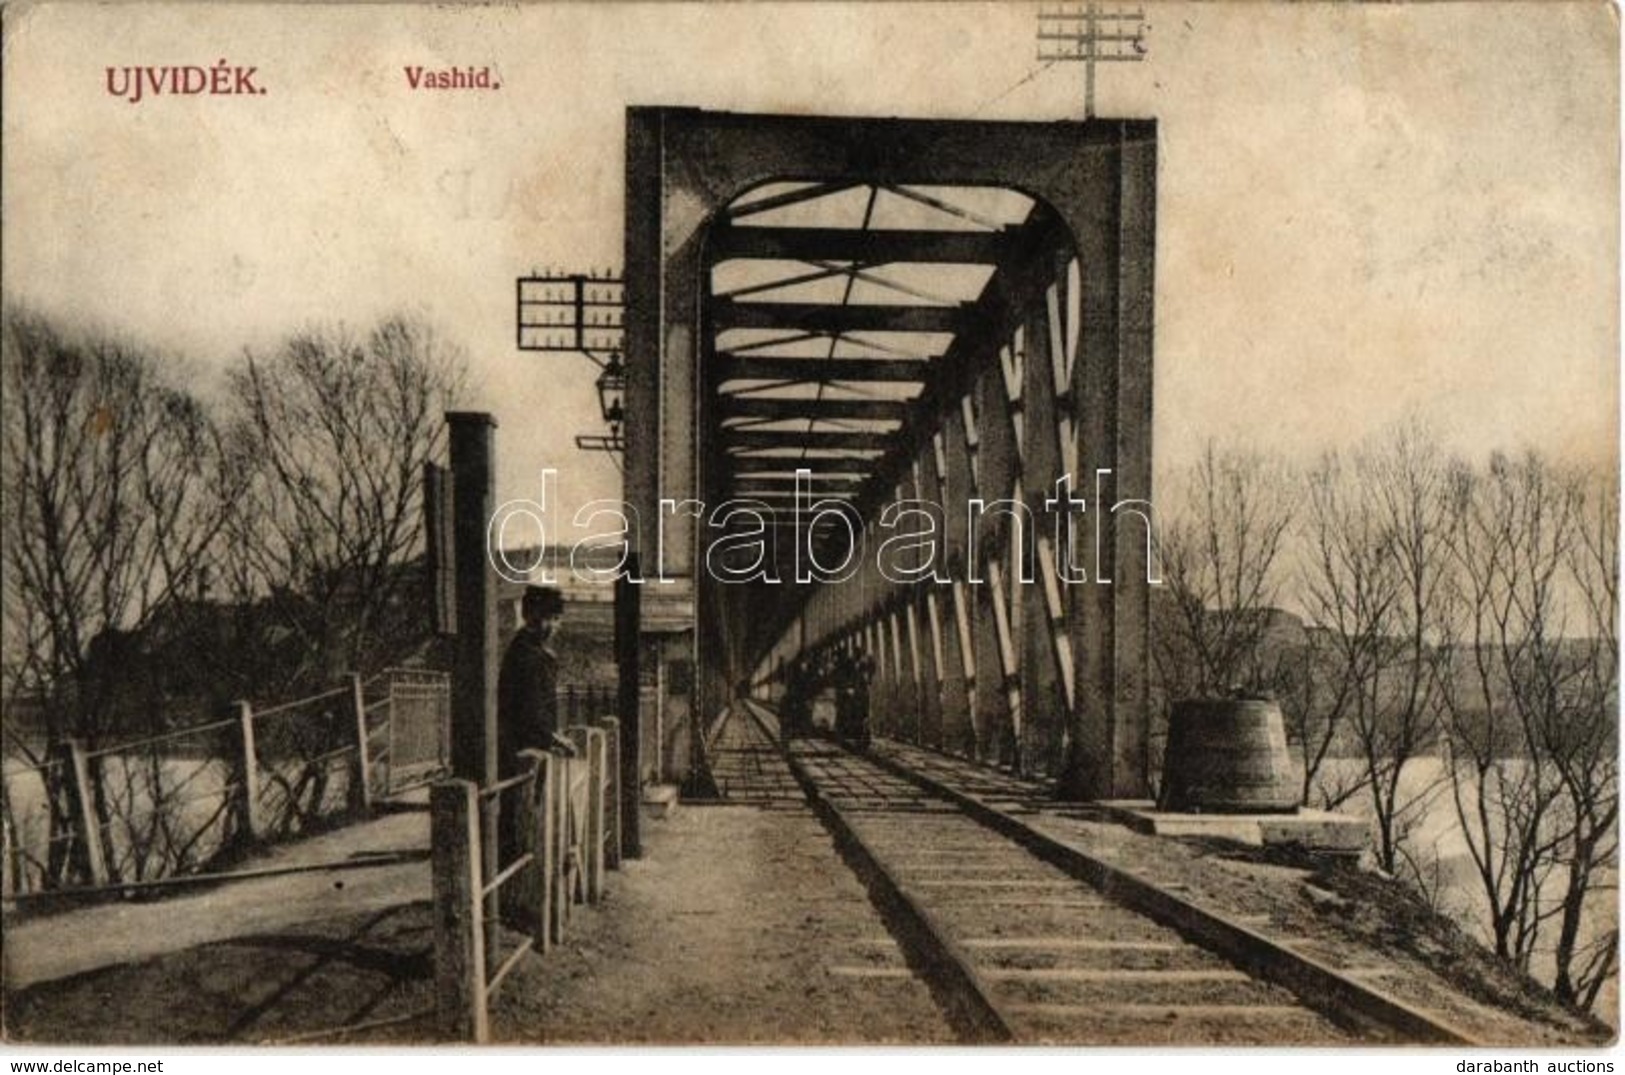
[733,699,1467,1046]
[707,702,804,806]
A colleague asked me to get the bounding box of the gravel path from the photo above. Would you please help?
[491,803,955,1044]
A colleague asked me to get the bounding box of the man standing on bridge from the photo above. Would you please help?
[496,585,574,883]
[498,584,575,773]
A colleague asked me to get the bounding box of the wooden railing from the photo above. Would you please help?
[431,716,621,1042]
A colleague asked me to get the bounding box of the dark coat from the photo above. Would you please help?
[497,625,559,778]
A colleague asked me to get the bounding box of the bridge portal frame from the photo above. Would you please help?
[622,108,1155,799]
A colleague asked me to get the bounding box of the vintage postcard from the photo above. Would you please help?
[0,0,1618,1056]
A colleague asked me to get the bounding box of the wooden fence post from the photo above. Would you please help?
[549,750,572,944]
[588,727,605,902]
[597,717,621,870]
[64,740,108,886]
[235,701,263,842]
[516,749,553,954]
[432,779,488,1043]
[349,673,374,816]
[1,801,14,899]
[479,792,500,981]
[567,727,606,903]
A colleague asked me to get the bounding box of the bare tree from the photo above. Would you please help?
[1549,462,1618,1010]
[1439,452,1617,1010]
[1300,423,1451,874]
[1151,442,1304,791]
[1156,440,1299,695]
[222,315,464,692]
[1,308,231,885]
[1299,451,1395,813]
[1282,633,1369,810]
[1437,451,1569,971]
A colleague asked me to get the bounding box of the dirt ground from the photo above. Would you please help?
[489,803,953,1044]
[4,801,954,1045]
[4,808,431,993]
[4,898,438,1044]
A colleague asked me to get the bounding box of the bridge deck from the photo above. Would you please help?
[707,702,803,805]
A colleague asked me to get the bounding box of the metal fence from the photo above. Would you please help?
[1,667,450,899]
[362,668,452,798]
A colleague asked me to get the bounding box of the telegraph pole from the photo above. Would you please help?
[1037,4,1149,119]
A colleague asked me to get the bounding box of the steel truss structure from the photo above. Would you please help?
[622,110,1155,799]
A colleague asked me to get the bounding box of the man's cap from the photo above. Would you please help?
[522,585,565,617]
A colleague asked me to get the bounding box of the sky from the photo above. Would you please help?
[2,1,1617,527]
